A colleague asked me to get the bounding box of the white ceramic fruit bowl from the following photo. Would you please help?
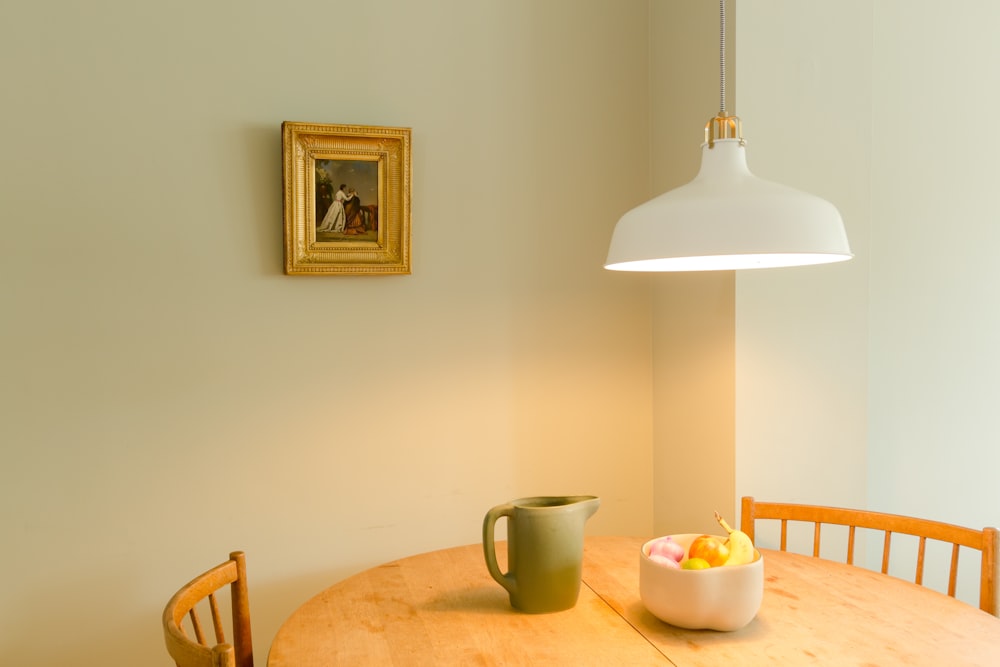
[639,533,763,632]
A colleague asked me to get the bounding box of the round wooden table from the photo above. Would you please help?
[267,536,1000,666]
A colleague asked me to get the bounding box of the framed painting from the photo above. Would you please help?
[282,122,411,274]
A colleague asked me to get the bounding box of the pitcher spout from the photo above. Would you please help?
[580,495,600,520]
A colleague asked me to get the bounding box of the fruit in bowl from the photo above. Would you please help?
[687,534,730,567]
[648,534,686,563]
[639,513,764,631]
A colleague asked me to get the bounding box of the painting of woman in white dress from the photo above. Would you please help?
[317,183,348,232]
[314,159,379,242]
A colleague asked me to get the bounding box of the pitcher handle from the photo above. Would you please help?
[482,503,515,595]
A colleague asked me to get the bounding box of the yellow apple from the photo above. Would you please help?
[687,534,730,567]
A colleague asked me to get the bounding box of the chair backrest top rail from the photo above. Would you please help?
[747,500,992,550]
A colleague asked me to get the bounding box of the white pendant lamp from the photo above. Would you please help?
[605,1,852,272]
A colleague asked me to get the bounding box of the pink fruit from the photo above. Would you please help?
[649,554,681,568]
[649,536,685,563]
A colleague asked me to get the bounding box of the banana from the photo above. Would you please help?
[714,511,756,566]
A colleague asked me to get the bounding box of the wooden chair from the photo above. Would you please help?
[740,496,999,616]
[162,551,254,667]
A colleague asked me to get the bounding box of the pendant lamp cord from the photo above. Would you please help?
[719,0,726,115]
[706,0,742,146]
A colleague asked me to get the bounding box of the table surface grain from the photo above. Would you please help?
[267,535,1000,666]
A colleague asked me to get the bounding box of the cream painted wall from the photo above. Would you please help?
[0,2,654,664]
[867,0,1000,597]
[734,1,871,521]
[735,0,1000,607]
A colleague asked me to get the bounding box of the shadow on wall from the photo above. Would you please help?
[242,124,285,277]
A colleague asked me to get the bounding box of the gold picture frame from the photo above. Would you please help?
[282,122,411,275]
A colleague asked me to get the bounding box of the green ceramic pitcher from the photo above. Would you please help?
[482,495,600,613]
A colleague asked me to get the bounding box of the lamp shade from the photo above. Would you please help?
[604,139,853,271]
